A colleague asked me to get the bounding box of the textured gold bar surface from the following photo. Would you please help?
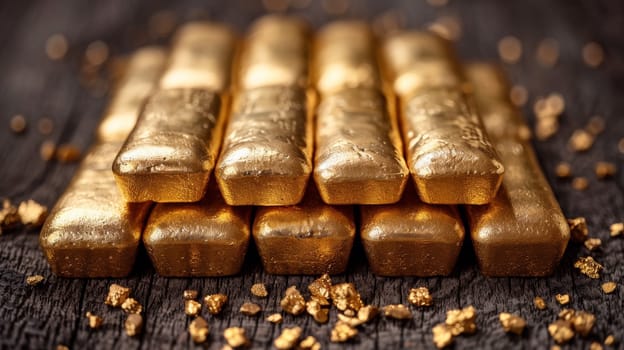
[113,89,224,202]
[143,186,251,277]
[159,22,236,91]
[381,31,504,204]
[314,88,408,204]
[465,63,570,276]
[40,142,151,277]
[314,20,380,94]
[360,185,464,276]
[96,47,167,142]
[252,186,355,275]
[237,15,308,89]
[216,86,312,206]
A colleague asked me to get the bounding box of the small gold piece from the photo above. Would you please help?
[408,287,433,306]
[40,141,56,161]
[0,199,19,233]
[299,336,321,350]
[143,189,250,276]
[432,323,454,348]
[509,85,528,107]
[602,282,617,294]
[534,297,547,310]
[189,317,209,343]
[498,36,523,64]
[582,42,604,68]
[184,290,198,300]
[586,115,605,135]
[558,308,576,321]
[105,284,131,307]
[306,299,329,323]
[499,312,526,335]
[331,321,358,343]
[569,129,595,152]
[555,162,572,179]
[9,114,27,134]
[239,302,262,316]
[536,38,560,67]
[185,300,202,316]
[223,327,248,348]
[584,238,602,251]
[216,86,312,206]
[204,294,228,315]
[574,256,603,279]
[280,286,306,315]
[85,312,103,329]
[251,283,268,297]
[604,335,615,346]
[548,320,575,344]
[568,217,589,242]
[337,313,363,327]
[37,117,54,135]
[17,200,47,227]
[330,283,363,313]
[46,34,68,60]
[308,274,332,305]
[266,313,283,324]
[595,162,617,179]
[383,304,412,320]
[571,311,595,336]
[25,275,45,286]
[124,314,143,337]
[610,222,624,237]
[591,342,604,350]
[555,294,570,305]
[85,41,109,66]
[56,345,69,350]
[55,144,81,163]
[253,187,355,275]
[426,16,462,42]
[445,306,477,336]
[121,298,142,314]
[357,305,379,323]
[274,326,302,350]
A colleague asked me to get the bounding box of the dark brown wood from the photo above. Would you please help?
[1,0,623,349]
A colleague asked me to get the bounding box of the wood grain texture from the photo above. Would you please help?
[1,0,623,349]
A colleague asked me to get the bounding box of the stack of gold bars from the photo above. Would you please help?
[40,16,571,278]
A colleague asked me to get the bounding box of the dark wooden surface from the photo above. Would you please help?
[1,0,623,349]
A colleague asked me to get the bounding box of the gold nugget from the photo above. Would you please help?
[113,23,235,203]
[96,47,167,142]
[40,143,150,277]
[253,186,355,274]
[143,187,250,276]
[361,184,464,276]
[465,63,570,276]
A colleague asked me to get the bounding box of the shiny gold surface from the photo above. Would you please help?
[465,63,570,276]
[313,21,380,94]
[314,88,408,204]
[216,86,312,205]
[360,184,464,276]
[143,186,251,277]
[96,47,167,142]
[113,89,225,202]
[159,22,236,91]
[40,142,151,277]
[252,186,355,275]
[237,15,308,89]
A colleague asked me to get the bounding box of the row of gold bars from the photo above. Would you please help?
[40,16,570,278]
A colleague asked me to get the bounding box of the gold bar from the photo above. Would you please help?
[313,21,408,204]
[96,47,167,142]
[216,17,312,206]
[113,23,235,203]
[380,32,504,204]
[40,142,151,277]
[252,186,355,275]
[143,186,251,277]
[465,63,570,276]
[360,184,464,276]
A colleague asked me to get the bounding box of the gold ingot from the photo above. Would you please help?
[216,86,312,205]
[314,88,408,204]
[253,186,355,275]
[113,89,225,202]
[143,186,250,277]
[360,184,464,276]
[237,15,308,89]
[313,21,380,94]
[465,63,570,276]
[159,22,236,91]
[40,142,151,277]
